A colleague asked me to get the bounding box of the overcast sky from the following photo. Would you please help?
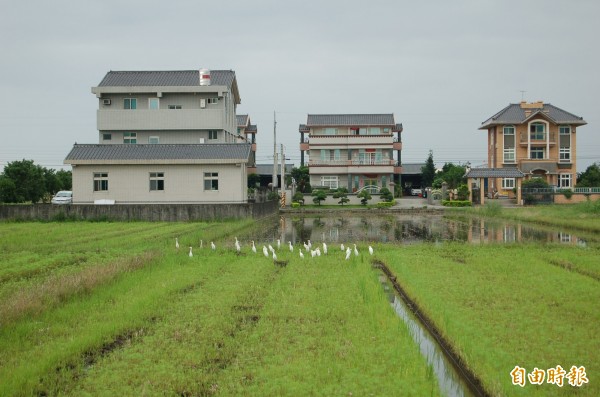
[1,0,598,173]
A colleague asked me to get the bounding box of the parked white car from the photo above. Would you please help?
[410,188,422,196]
[51,191,72,205]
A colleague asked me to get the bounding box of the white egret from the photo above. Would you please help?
[268,244,274,253]
[235,240,241,253]
[345,247,351,260]
[176,238,180,250]
[272,251,277,261]
[353,244,359,257]
[188,247,193,257]
[307,239,312,249]
[211,241,216,250]
[277,239,281,250]
[251,241,257,254]
[262,246,269,257]
[369,245,374,255]
[303,242,309,252]
[322,242,327,255]
[299,251,304,259]
[200,240,203,249]
[288,241,294,252]
[341,243,345,251]
[316,247,321,257]
[310,250,317,258]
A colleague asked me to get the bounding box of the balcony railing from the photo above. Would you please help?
[519,132,556,144]
[308,159,395,166]
[306,134,395,146]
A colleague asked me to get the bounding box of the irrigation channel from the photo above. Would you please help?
[374,261,483,397]
[244,213,594,397]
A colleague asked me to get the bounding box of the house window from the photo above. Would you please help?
[530,147,544,159]
[370,127,381,135]
[530,123,545,140]
[208,130,218,140]
[93,173,108,191]
[149,98,159,110]
[124,132,137,144]
[102,133,112,141]
[149,136,159,144]
[124,98,137,110]
[207,98,218,104]
[324,128,336,135]
[503,149,515,163]
[559,126,571,135]
[320,176,338,189]
[502,178,515,189]
[559,147,571,162]
[149,172,164,191]
[204,172,219,191]
[559,174,572,188]
[168,105,182,109]
[503,126,515,135]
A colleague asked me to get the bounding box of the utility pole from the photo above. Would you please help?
[272,111,278,189]
[281,144,285,189]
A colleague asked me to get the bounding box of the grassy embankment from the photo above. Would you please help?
[0,221,439,396]
[377,242,600,397]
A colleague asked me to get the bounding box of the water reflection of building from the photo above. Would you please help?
[464,218,585,246]
[260,215,585,247]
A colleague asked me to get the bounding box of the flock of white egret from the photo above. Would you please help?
[176,236,374,261]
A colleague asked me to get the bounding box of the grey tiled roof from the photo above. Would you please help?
[306,114,396,126]
[400,163,426,175]
[65,144,251,164]
[465,168,525,178]
[97,70,236,88]
[237,114,249,127]
[480,103,586,129]
[256,164,294,175]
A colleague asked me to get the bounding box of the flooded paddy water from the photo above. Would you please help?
[252,213,591,247]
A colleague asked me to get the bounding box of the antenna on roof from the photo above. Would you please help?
[519,90,526,101]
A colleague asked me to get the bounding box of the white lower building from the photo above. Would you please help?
[64,144,250,204]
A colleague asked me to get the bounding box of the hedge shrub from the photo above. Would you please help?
[442,200,472,207]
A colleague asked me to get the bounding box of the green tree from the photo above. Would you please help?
[247,173,260,188]
[0,176,17,203]
[357,189,372,206]
[421,150,436,188]
[379,187,393,202]
[292,191,305,205]
[332,187,349,205]
[56,169,72,190]
[439,163,467,189]
[311,189,327,205]
[291,166,311,193]
[0,160,46,203]
[576,163,600,187]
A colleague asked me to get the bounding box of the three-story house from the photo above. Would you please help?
[479,101,586,196]
[299,114,402,193]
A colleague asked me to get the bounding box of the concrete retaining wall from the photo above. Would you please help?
[0,201,279,222]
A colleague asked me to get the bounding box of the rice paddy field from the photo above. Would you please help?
[0,215,598,396]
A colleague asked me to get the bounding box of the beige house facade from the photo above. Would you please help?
[299,114,403,193]
[479,101,586,198]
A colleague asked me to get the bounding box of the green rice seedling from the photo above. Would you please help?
[377,242,600,396]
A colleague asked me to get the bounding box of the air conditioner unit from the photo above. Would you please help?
[200,99,206,108]
[102,99,111,105]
